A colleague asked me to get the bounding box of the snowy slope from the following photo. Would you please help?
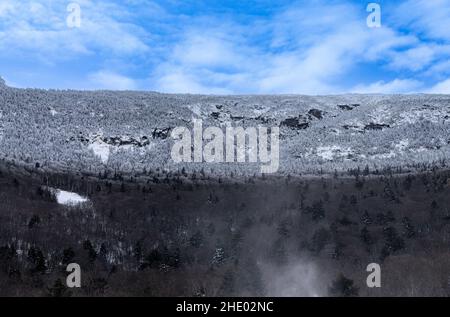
[0,82,449,176]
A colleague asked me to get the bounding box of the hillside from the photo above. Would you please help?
[0,83,449,177]
[0,163,449,296]
[1,81,450,296]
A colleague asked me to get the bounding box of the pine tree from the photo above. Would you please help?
[329,274,359,297]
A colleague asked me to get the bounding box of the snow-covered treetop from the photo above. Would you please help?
[0,87,449,177]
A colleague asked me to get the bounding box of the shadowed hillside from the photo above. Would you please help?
[0,162,449,296]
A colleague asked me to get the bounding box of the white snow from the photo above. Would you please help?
[252,105,269,116]
[87,132,158,164]
[330,128,341,135]
[317,146,336,161]
[186,104,203,117]
[88,141,111,164]
[371,151,396,159]
[369,105,391,124]
[56,190,88,206]
[369,140,409,160]
[49,108,57,116]
[394,139,409,151]
[413,146,428,153]
[397,107,449,125]
[316,146,354,161]
[342,119,364,132]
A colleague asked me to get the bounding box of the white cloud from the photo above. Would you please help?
[152,23,261,94]
[172,32,247,68]
[3,0,450,94]
[352,79,423,94]
[154,69,233,95]
[388,45,435,71]
[424,60,450,78]
[392,0,450,42]
[0,0,150,60]
[428,79,450,94]
[152,2,418,95]
[88,71,137,90]
[0,2,15,17]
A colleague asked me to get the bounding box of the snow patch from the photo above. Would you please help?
[56,189,89,206]
[371,152,396,159]
[369,105,391,125]
[397,107,450,125]
[186,104,203,117]
[252,105,269,116]
[316,146,354,161]
[394,139,409,151]
[88,141,111,164]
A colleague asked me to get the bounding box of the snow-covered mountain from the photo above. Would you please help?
[0,82,449,176]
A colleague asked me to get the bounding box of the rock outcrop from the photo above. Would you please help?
[338,104,360,111]
[280,117,310,130]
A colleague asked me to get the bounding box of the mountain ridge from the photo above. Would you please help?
[0,84,449,177]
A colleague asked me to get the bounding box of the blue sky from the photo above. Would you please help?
[1,0,450,94]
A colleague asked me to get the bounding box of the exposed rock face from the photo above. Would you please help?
[256,115,270,124]
[343,125,364,133]
[338,104,360,111]
[210,112,220,119]
[342,123,390,132]
[70,131,170,147]
[280,117,310,129]
[152,128,171,140]
[102,136,151,147]
[364,123,390,131]
[308,108,324,120]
